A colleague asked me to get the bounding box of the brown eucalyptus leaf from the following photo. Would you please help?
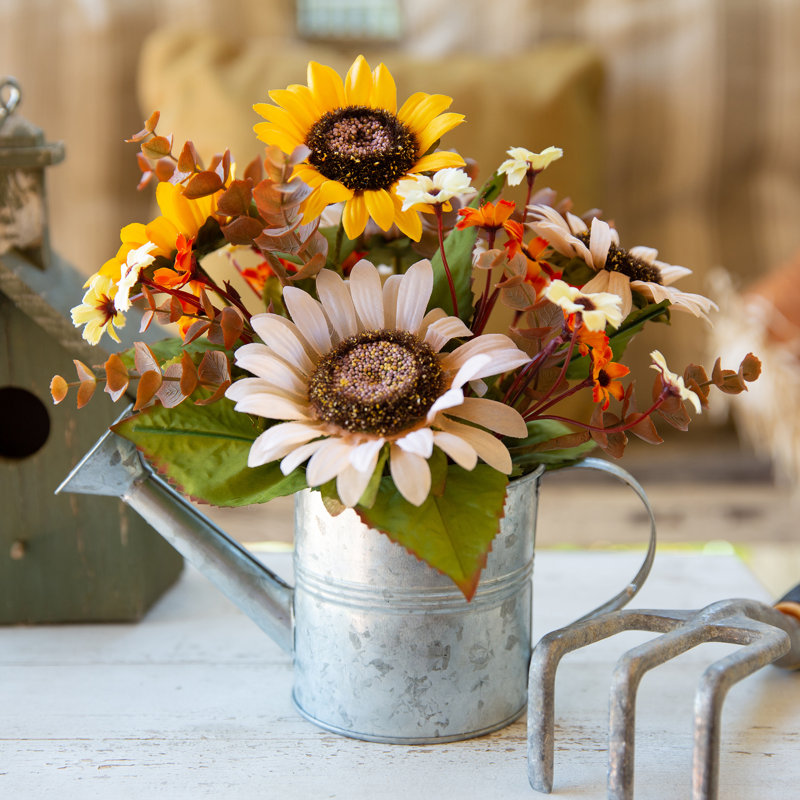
[141,284,156,309]
[134,370,163,410]
[183,170,223,199]
[473,248,507,271]
[50,375,68,404]
[684,363,710,406]
[198,350,231,386]
[154,157,176,182]
[624,411,663,444]
[199,289,216,320]
[104,353,130,402]
[193,380,232,406]
[206,323,224,345]
[740,352,762,382]
[278,177,313,208]
[220,307,244,349]
[177,140,201,173]
[221,215,265,245]
[76,379,97,410]
[155,363,186,409]
[73,359,95,383]
[591,408,627,458]
[182,319,211,345]
[217,179,253,217]
[133,343,161,377]
[169,296,184,323]
[500,283,538,311]
[654,387,692,430]
[145,110,160,133]
[535,431,592,451]
[244,155,264,184]
[287,144,311,168]
[180,351,198,396]
[301,231,329,261]
[289,252,326,281]
[139,309,156,332]
[141,135,172,160]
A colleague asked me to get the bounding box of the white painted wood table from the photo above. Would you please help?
[2,550,798,799]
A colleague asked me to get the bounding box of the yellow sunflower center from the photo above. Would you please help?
[308,329,445,435]
[305,106,418,192]
[576,233,662,284]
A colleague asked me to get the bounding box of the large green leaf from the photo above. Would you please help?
[354,459,509,600]
[112,397,307,506]
[429,171,505,321]
[565,300,670,380]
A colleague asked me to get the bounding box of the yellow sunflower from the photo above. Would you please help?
[253,55,466,241]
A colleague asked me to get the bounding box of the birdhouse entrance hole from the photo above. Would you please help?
[0,386,50,459]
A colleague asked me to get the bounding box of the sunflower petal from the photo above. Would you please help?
[396,428,434,458]
[342,194,370,239]
[349,438,385,472]
[437,417,512,473]
[233,392,312,421]
[283,286,332,355]
[267,88,319,132]
[382,274,402,330]
[345,54,373,106]
[247,421,324,467]
[336,462,376,507]
[400,93,453,133]
[250,313,317,375]
[280,438,328,475]
[371,63,397,112]
[415,113,466,156]
[252,103,307,142]
[424,315,472,352]
[445,397,528,438]
[306,437,356,486]
[410,151,466,174]
[389,445,431,506]
[363,188,396,231]
[389,194,423,241]
[317,268,359,339]
[432,431,478,470]
[307,60,346,112]
[349,260,385,329]
[253,122,301,153]
[396,259,433,333]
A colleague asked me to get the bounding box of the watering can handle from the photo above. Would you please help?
[555,457,657,624]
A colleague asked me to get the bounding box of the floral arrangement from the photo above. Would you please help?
[52,55,760,598]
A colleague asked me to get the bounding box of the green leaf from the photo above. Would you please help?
[429,171,505,321]
[509,419,596,471]
[355,461,508,599]
[112,396,307,506]
[320,223,357,270]
[565,300,671,380]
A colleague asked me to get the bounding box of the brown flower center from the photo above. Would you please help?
[305,106,418,192]
[576,232,662,284]
[308,329,445,435]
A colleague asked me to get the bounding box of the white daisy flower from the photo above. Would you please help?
[226,259,530,507]
[545,279,623,331]
[650,349,702,413]
[498,146,563,186]
[114,241,158,312]
[528,207,717,321]
[395,168,473,212]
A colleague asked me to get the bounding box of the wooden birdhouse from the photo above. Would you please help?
[0,77,182,624]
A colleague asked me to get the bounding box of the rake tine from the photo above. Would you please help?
[692,622,790,800]
[528,610,688,793]
[607,620,727,800]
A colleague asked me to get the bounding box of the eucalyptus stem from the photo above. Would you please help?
[333,219,345,271]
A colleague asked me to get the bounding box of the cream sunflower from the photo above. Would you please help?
[528,206,717,321]
[253,55,466,242]
[225,259,530,507]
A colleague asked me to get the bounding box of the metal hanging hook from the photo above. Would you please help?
[0,77,21,130]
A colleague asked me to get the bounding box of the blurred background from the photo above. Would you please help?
[2,0,799,592]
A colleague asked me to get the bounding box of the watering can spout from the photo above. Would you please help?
[57,428,294,654]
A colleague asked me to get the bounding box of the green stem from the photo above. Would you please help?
[435,205,458,318]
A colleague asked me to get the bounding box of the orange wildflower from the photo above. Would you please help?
[522,236,560,297]
[591,347,629,410]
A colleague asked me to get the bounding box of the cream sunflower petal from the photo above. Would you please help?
[389,445,431,506]
[589,217,613,269]
[396,427,434,458]
[280,438,328,475]
[581,271,611,293]
[349,260,385,329]
[363,189,396,231]
[607,271,633,318]
[410,151,466,174]
[336,463,376,508]
[423,315,472,352]
[416,113,466,157]
[283,286,332,355]
[306,438,356,486]
[450,353,492,390]
[232,392,312,421]
[250,313,317,375]
[396,259,433,333]
[248,421,324,467]
[426,387,465,422]
[317,268,359,339]
[344,54,373,106]
[443,397,528,438]
[371,63,397,112]
[417,308,447,342]
[349,438,385,472]
[432,431,478,470]
[382,274,402,329]
[307,60,346,112]
[342,194,370,239]
[437,418,512,473]
[442,334,528,375]
[658,264,693,285]
[225,376,306,405]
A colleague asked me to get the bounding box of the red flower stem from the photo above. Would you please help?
[523,323,580,414]
[520,170,537,226]
[536,393,668,434]
[522,377,591,420]
[195,267,253,323]
[140,277,203,310]
[435,205,458,318]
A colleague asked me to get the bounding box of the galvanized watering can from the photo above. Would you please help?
[58,428,655,744]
